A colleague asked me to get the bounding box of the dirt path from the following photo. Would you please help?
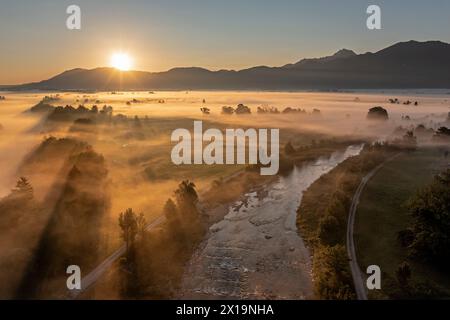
[346,154,401,300]
[67,215,165,299]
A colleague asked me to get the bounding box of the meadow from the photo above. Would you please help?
[0,90,449,298]
[354,148,450,298]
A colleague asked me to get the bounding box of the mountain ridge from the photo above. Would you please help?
[4,40,450,91]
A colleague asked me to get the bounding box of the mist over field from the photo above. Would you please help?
[0,90,449,299]
[3,0,450,307]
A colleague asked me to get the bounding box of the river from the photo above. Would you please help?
[180,144,364,300]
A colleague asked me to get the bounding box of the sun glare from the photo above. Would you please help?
[110,52,133,71]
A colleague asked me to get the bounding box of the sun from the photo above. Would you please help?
[110,52,133,71]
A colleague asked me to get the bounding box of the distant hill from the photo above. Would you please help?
[5,40,450,91]
[282,48,357,68]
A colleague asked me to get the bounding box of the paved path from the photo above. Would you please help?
[346,154,400,300]
[67,215,165,299]
[180,146,363,299]
[67,170,245,299]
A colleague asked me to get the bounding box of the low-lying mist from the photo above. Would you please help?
[0,90,449,298]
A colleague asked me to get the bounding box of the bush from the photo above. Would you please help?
[297,143,394,299]
[407,170,450,266]
[235,103,251,114]
[221,106,234,114]
[397,229,415,248]
[318,215,341,246]
[313,245,355,300]
[367,106,389,121]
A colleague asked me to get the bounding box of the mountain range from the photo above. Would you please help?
[4,40,450,91]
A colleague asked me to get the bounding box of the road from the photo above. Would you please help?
[346,154,400,300]
[70,146,386,300]
[67,170,245,299]
[67,215,165,299]
[179,146,363,299]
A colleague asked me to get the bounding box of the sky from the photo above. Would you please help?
[1,0,450,84]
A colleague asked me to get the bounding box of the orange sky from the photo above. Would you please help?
[1,1,450,84]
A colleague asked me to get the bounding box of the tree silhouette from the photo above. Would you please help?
[134,116,142,128]
[200,107,210,115]
[173,180,200,228]
[136,212,147,238]
[402,131,417,150]
[437,127,450,136]
[222,106,234,115]
[235,104,251,114]
[163,198,178,221]
[12,177,33,200]
[396,262,411,287]
[163,198,185,239]
[407,169,450,265]
[367,106,389,121]
[175,180,198,207]
[119,208,139,258]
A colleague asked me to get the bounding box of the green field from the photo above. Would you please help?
[354,147,450,298]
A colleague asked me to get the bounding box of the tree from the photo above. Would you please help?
[401,131,417,150]
[407,169,450,266]
[163,198,185,241]
[134,115,142,128]
[397,229,415,247]
[257,106,279,114]
[433,126,450,142]
[117,209,146,297]
[313,245,355,299]
[396,261,411,287]
[163,198,178,221]
[318,215,341,246]
[119,208,139,258]
[12,177,33,200]
[136,212,147,238]
[175,180,198,210]
[367,106,389,121]
[235,104,251,114]
[173,180,202,239]
[200,107,210,115]
[221,106,234,115]
[91,105,99,113]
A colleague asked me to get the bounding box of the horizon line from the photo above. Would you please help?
[2,39,448,86]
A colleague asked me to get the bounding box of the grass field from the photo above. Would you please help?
[296,145,398,299]
[354,147,450,298]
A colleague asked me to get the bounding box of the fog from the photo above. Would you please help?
[0,90,448,298]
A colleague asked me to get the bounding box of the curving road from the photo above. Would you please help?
[67,215,165,299]
[180,146,364,299]
[346,154,400,300]
[68,147,378,300]
[66,170,245,299]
